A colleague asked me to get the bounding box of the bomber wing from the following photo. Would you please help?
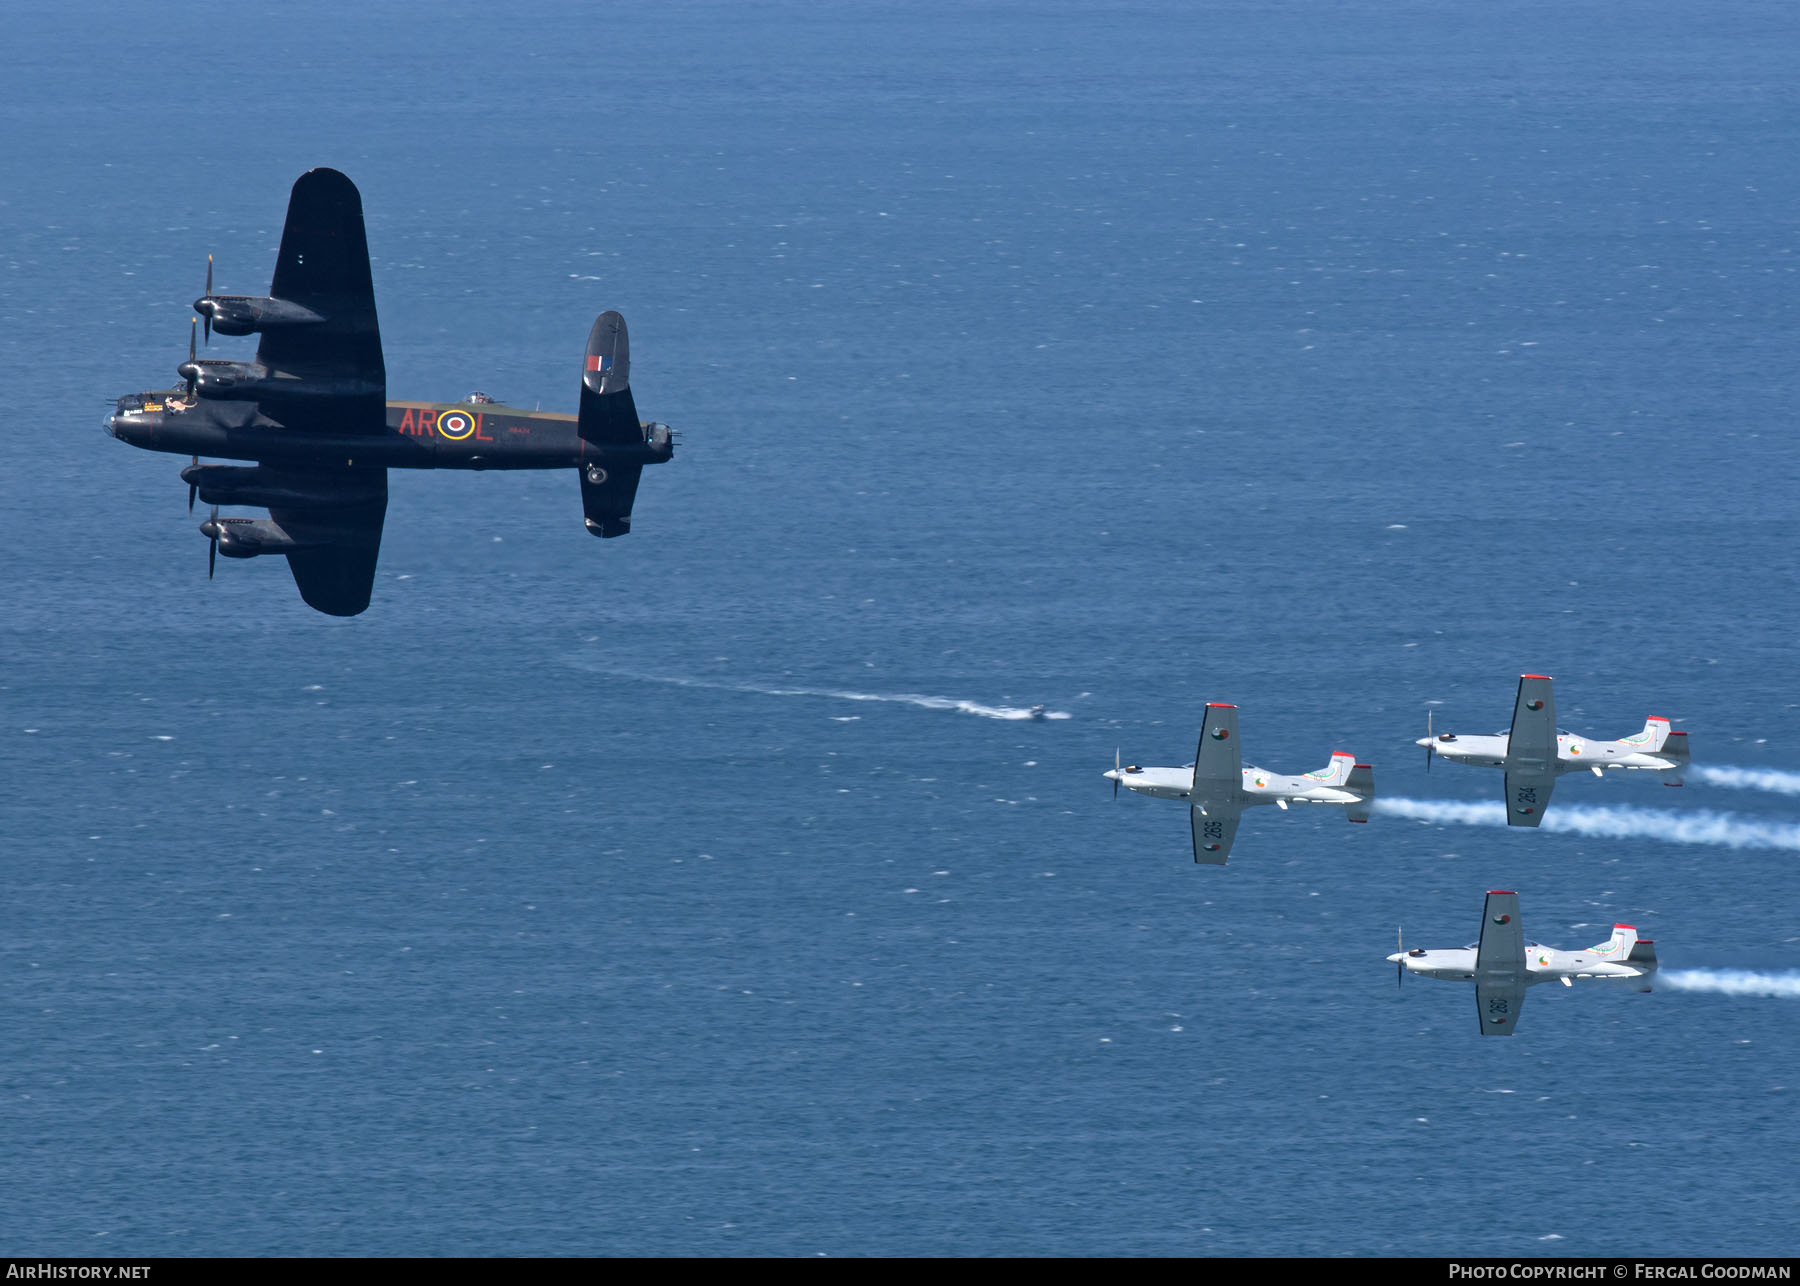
[256,168,386,432]
[1505,675,1557,825]
[270,470,388,616]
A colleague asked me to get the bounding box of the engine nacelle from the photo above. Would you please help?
[182,463,384,510]
[200,513,301,558]
[176,357,381,406]
[194,294,326,338]
[177,358,263,398]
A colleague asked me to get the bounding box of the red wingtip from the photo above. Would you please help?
[1205,702,1238,709]
[1354,763,1372,770]
[1487,889,1517,896]
[1348,817,1367,824]
[1647,716,1669,724]
[1615,923,1635,931]
[1520,673,1553,681]
[1666,730,1688,737]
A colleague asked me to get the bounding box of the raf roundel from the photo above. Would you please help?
[1210,727,1230,740]
[436,409,477,441]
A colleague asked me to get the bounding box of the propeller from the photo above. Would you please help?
[188,455,199,513]
[1397,926,1406,988]
[180,318,199,398]
[205,505,219,579]
[1424,709,1434,772]
[199,255,214,343]
[1113,748,1121,799]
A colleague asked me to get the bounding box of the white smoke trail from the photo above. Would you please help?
[1659,970,1800,999]
[1692,765,1800,796]
[1374,797,1800,852]
[575,667,1070,722]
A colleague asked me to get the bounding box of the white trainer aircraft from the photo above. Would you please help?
[1417,674,1689,826]
[1103,703,1374,864]
[1389,890,1658,1035]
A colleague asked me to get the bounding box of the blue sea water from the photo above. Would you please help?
[4,0,1800,1257]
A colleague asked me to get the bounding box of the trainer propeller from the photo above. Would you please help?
[1113,748,1121,799]
[1396,927,1405,988]
[1424,709,1434,772]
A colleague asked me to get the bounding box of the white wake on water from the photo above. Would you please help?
[760,685,1071,721]
[1692,765,1800,796]
[584,670,1071,721]
[1374,797,1800,851]
[1659,970,1800,999]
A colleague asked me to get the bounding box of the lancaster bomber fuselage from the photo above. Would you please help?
[110,396,671,476]
[106,167,674,617]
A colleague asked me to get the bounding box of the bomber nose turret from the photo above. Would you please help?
[107,400,153,447]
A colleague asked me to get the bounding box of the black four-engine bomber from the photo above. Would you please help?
[107,167,675,616]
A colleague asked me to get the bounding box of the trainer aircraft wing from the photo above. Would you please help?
[1192,703,1243,790]
[256,168,386,432]
[1505,674,1557,826]
[1474,981,1527,1035]
[1190,803,1242,865]
[1474,891,1528,1034]
[1503,770,1555,826]
[1476,891,1526,973]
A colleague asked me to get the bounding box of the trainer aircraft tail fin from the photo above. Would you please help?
[1306,752,1356,788]
[1659,729,1689,785]
[1623,716,1672,752]
[1345,763,1374,823]
[1590,924,1639,960]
